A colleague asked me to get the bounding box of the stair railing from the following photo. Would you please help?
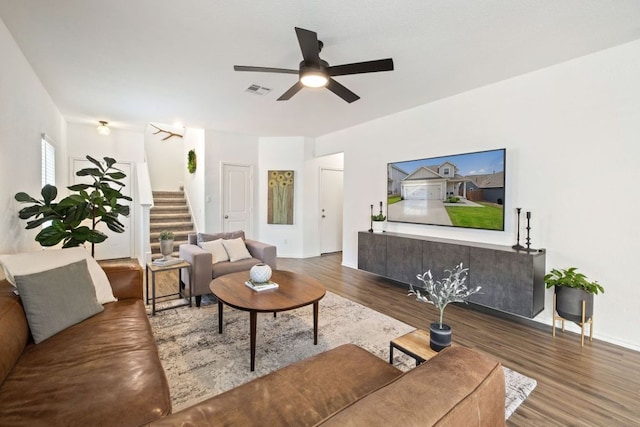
[136,162,154,264]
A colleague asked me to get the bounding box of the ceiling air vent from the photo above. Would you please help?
[245,84,272,96]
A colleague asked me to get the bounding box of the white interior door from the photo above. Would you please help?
[222,163,253,236]
[320,168,343,254]
[71,158,133,260]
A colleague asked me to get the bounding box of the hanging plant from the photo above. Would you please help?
[187,149,197,173]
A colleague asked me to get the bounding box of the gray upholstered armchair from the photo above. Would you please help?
[179,231,277,306]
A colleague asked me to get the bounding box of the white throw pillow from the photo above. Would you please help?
[221,238,252,262]
[199,239,230,264]
[0,247,117,304]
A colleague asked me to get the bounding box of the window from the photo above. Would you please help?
[443,167,450,176]
[41,134,55,187]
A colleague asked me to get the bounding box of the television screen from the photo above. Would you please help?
[387,148,505,230]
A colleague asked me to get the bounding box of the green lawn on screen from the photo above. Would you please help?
[445,202,503,230]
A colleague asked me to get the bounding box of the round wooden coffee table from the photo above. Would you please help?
[210,270,326,371]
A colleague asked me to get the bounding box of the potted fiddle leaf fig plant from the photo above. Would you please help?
[544,267,603,324]
[15,155,131,257]
[408,263,481,351]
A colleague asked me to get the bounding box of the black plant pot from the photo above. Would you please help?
[555,286,593,324]
[429,322,452,352]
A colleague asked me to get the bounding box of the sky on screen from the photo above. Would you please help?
[391,149,505,177]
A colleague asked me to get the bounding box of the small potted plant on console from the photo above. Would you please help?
[408,263,481,351]
[370,200,387,233]
[371,212,386,233]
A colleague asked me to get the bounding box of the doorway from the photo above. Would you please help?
[221,163,253,236]
[319,168,343,254]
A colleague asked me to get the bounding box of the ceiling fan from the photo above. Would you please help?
[234,27,394,103]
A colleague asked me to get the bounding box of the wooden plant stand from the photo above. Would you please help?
[552,292,593,347]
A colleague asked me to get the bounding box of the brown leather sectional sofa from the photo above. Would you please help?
[0,262,172,426]
[148,344,506,426]
[0,261,505,426]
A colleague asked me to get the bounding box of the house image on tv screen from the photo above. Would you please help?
[463,171,505,204]
[386,149,505,230]
[391,162,504,204]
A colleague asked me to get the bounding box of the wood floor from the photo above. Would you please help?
[152,253,640,426]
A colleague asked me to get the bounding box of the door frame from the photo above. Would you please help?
[319,167,344,255]
[220,162,254,237]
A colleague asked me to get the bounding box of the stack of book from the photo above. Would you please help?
[245,280,279,292]
[152,257,183,267]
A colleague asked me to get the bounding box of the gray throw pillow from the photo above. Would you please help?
[15,259,104,344]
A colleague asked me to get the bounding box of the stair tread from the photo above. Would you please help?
[151,211,189,215]
[150,224,193,230]
[150,214,191,218]
[150,231,192,238]
[151,206,188,210]
[153,199,186,203]
[150,190,193,254]
[152,191,184,196]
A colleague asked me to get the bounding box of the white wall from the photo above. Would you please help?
[258,137,309,257]
[0,17,66,254]
[192,132,342,257]
[204,130,260,236]
[183,128,206,232]
[316,40,640,350]
[67,122,144,163]
[144,125,185,191]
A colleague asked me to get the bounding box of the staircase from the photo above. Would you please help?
[150,190,194,259]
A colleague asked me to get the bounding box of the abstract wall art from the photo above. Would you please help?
[267,170,294,224]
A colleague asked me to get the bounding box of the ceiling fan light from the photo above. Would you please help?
[300,71,328,88]
[97,121,110,135]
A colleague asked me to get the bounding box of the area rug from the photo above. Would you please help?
[148,292,536,419]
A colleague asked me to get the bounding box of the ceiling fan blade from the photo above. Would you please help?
[277,81,304,101]
[326,78,360,103]
[295,27,321,65]
[328,58,394,76]
[234,65,298,74]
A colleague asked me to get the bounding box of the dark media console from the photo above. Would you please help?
[358,231,546,318]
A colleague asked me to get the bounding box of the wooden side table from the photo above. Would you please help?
[146,260,192,315]
[390,329,440,366]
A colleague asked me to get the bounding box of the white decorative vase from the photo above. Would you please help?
[159,239,174,260]
[250,263,272,283]
[372,221,385,233]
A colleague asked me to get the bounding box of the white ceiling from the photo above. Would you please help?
[1,1,640,137]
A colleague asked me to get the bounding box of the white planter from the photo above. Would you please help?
[372,221,385,233]
[159,239,174,259]
[250,263,273,283]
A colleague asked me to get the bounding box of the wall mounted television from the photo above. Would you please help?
[387,148,505,231]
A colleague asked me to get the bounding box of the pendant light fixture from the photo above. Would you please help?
[97,121,110,135]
